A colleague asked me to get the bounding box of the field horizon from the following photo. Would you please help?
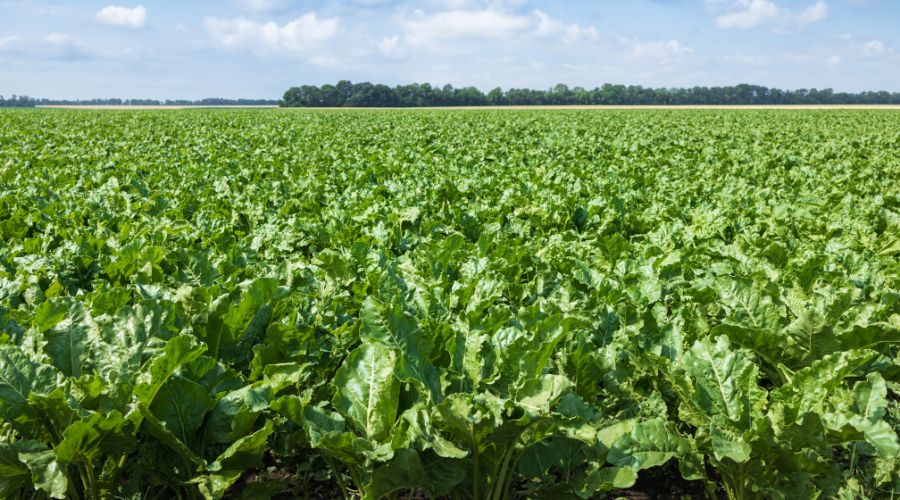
[30,104,900,110]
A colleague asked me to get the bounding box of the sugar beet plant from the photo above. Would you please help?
[1,109,899,499]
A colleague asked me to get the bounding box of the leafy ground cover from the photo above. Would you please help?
[1,109,899,499]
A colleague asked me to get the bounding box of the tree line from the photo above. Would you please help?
[6,84,900,108]
[0,96,278,108]
[282,81,900,107]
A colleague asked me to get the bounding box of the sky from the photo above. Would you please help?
[0,0,898,99]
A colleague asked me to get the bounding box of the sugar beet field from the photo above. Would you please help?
[1,109,899,499]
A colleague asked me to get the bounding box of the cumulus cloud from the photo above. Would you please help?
[721,53,771,66]
[715,0,827,30]
[379,35,401,55]
[534,10,597,43]
[203,13,339,52]
[0,33,92,60]
[403,10,531,42]
[631,39,694,61]
[0,35,22,51]
[862,39,885,56]
[95,5,147,29]
[402,8,595,45]
[44,33,77,45]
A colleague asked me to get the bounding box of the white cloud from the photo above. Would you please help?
[0,33,92,60]
[631,39,694,61]
[797,1,827,25]
[715,0,827,30]
[430,0,525,9]
[0,35,22,51]
[379,35,401,55]
[534,10,596,43]
[95,5,147,29]
[203,13,339,52]
[404,10,531,42]
[863,39,885,56]
[44,33,76,45]
[402,8,595,45]
[722,53,771,66]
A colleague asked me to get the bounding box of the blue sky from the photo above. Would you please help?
[1,0,898,99]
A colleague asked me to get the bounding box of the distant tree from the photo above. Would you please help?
[350,82,375,106]
[0,95,38,107]
[319,84,340,107]
[336,80,353,106]
[487,87,505,105]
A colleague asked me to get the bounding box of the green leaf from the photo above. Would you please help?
[846,373,900,457]
[0,345,58,435]
[34,299,68,332]
[432,393,476,446]
[54,410,134,467]
[772,349,880,414]
[715,278,783,331]
[133,334,206,407]
[514,374,573,417]
[207,420,274,473]
[332,342,400,443]
[580,465,638,493]
[136,403,205,468]
[709,415,751,462]
[204,382,273,445]
[365,448,429,499]
[359,296,440,401]
[18,445,67,499]
[678,336,765,430]
[301,405,365,465]
[42,299,93,378]
[0,440,42,498]
[397,407,468,459]
[607,419,693,472]
[782,308,841,367]
[150,376,215,447]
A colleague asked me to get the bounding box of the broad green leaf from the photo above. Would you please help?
[332,342,400,443]
[398,407,468,459]
[54,410,134,466]
[133,334,206,407]
[34,299,68,332]
[365,448,429,499]
[715,278,784,331]
[709,415,751,462]
[0,440,43,498]
[514,374,573,417]
[607,419,693,471]
[204,383,273,445]
[42,299,93,377]
[150,376,215,447]
[18,446,67,499]
[359,296,440,401]
[0,345,58,434]
[136,403,205,468]
[678,336,765,430]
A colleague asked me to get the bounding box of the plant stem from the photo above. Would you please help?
[325,457,351,500]
[472,425,480,500]
[489,444,517,500]
[67,472,83,500]
[84,462,100,499]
